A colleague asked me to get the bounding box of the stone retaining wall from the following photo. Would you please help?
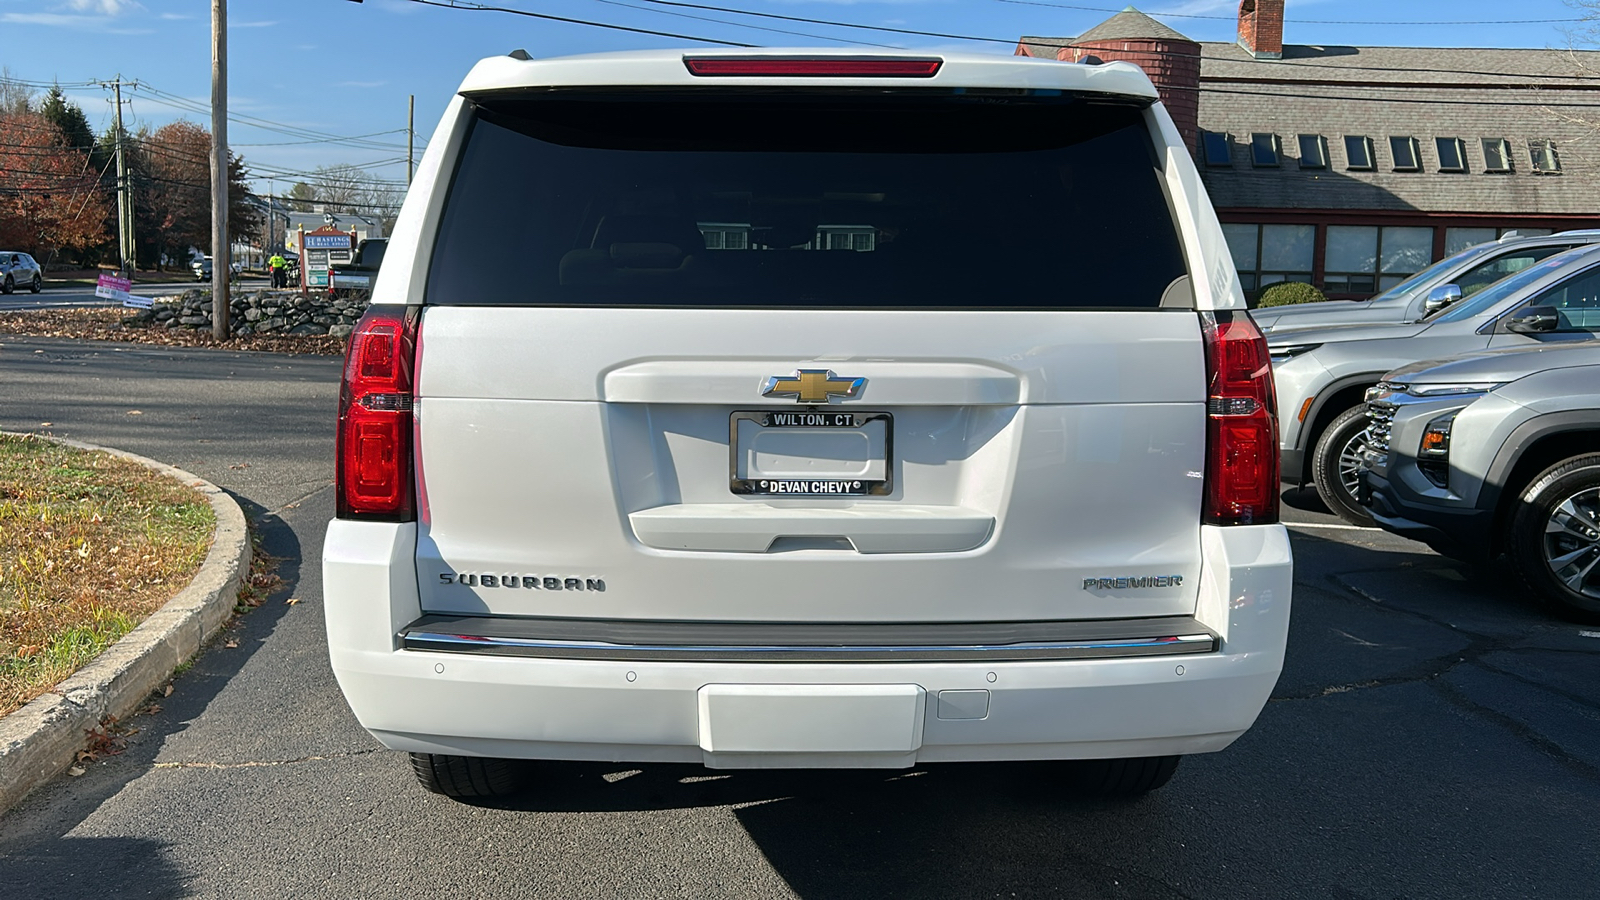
[127,289,368,338]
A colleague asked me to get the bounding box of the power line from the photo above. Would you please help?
[396,0,755,46]
[992,0,1586,26]
[586,0,891,47]
[633,0,1014,45]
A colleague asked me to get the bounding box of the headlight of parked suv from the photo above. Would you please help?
[1268,343,1320,365]
[1417,412,1457,488]
[1393,382,1502,397]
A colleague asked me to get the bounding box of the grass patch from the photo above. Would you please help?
[0,434,214,717]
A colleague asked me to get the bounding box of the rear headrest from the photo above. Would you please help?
[592,215,706,254]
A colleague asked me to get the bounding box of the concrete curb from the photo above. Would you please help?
[0,432,251,815]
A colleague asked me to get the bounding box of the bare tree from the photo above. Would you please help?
[0,67,36,115]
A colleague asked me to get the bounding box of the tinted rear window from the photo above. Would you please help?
[427,91,1187,308]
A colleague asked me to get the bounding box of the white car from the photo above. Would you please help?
[323,49,1293,800]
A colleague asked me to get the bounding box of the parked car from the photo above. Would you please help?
[1269,242,1600,525]
[1252,230,1600,333]
[190,256,242,281]
[0,251,43,294]
[322,49,1292,802]
[1360,342,1600,619]
[328,238,386,296]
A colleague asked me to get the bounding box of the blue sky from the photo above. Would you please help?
[3,0,1597,194]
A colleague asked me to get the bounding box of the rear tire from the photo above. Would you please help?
[409,753,527,799]
[1506,454,1600,622]
[1312,405,1377,527]
[29,274,41,294]
[1065,755,1181,798]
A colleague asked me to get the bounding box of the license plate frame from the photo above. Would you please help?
[729,409,893,497]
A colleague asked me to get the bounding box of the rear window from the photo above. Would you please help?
[426,90,1187,309]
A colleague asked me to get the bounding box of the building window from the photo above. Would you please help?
[1530,139,1562,174]
[1250,133,1280,167]
[1390,136,1420,171]
[1483,138,1513,172]
[1200,131,1232,166]
[1344,136,1374,171]
[1324,225,1435,294]
[1436,138,1466,173]
[1444,227,1497,255]
[1297,134,1327,169]
[1222,223,1314,294]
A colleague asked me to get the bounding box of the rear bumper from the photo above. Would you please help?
[323,521,1292,767]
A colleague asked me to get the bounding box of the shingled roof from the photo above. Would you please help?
[1195,42,1600,215]
[1074,7,1194,45]
[1015,35,1075,59]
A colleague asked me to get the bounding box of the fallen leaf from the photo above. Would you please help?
[17,645,40,657]
[67,766,86,777]
[126,410,142,416]
[163,684,174,697]
[224,639,239,648]
[228,462,251,470]
[39,421,52,426]
[286,597,301,606]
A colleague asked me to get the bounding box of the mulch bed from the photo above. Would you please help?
[0,308,346,356]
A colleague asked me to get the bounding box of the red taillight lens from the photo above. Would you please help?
[683,57,942,78]
[1200,311,1280,526]
[336,306,419,520]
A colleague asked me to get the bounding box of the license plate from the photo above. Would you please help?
[730,410,893,496]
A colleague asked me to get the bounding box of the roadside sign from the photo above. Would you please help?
[300,225,357,291]
[122,295,154,309]
[305,234,354,250]
[95,273,132,303]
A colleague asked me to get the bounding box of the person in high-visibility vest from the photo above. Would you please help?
[268,252,287,288]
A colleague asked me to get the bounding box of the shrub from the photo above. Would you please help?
[1256,282,1328,308]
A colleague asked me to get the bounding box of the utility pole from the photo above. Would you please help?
[407,94,415,185]
[109,76,135,275]
[210,0,229,340]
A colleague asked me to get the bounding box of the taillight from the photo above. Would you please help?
[683,57,942,78]
[1200,311,1280,526]
[336,306,419,520]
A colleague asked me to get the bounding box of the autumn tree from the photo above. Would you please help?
[130,120,261,269]
[0,113,111,257]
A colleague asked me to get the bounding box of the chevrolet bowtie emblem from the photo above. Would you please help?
[761,369,866,404]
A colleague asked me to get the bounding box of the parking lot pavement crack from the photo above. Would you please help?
[267,482,333,516]
[152,748,382,770]
[1428,678,1600,784]
[1470,657,1600,716]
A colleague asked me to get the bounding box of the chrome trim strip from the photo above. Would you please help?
[402,630,1219,659]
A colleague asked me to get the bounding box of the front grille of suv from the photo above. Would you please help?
[1366,401,1396,454]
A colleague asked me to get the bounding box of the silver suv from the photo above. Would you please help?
[1253,230,1600,333]
[0,251,42,294]
[322,49,1292,801]
[1362,342,1600,619]
[1270,243,1600,524]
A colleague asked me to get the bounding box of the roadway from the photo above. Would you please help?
[0,336,1595,899]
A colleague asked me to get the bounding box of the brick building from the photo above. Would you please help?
[1019,3,1600,299]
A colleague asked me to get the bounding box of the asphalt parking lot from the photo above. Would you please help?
[0,335,1596,899]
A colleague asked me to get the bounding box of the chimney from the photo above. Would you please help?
[1237,0,1283,60]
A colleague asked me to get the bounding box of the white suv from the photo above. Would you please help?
[323,49,1293,800]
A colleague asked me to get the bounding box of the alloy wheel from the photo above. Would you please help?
[1336,427,1373,499]
[1543,487,1600,599]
